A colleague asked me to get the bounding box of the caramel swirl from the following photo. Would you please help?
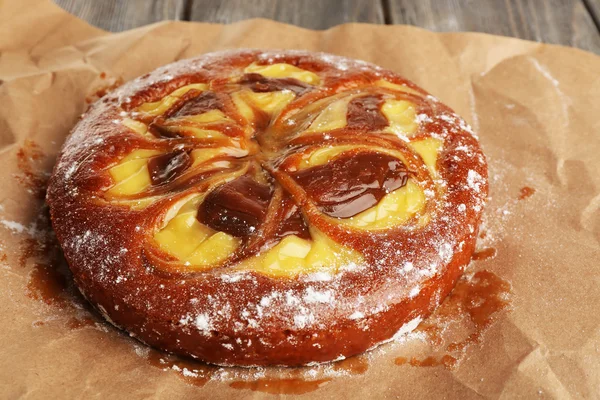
[147,150,193,186]
[101,57,449,276]
[240,73,313,95]
[198,175,272,238]
[346,95,388,130]
[291,151,410,218]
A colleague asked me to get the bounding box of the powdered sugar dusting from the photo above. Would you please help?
[467,170,484,193]
[303,288,334,303]
[392,316,423,340]
[195,314,213,335]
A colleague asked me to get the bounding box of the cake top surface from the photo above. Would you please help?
[47,49,487,347]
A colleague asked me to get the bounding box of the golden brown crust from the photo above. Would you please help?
[46,49,488,366]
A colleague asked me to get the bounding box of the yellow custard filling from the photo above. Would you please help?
[106,149,160,196]
[136,83,208,116]
[245,62,320,85]
[382,99,418,137]
[342,180,425,229]
[236,229,363,277]
[153,196,240,269]
[105,60,451,277]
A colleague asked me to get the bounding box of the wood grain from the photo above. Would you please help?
[53,0,187,32]
[584,0,600,28]
[188,0,384,29]
[52,0,600,54]
[387,0,600,54]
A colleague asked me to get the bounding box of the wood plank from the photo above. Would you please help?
[189,0,384,29]
[387,0,600,54]
[52,0,187,32]
[583,0,600,29]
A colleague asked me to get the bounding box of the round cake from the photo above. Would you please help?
[47,49,488,366]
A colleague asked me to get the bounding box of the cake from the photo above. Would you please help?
[46,49,488,366]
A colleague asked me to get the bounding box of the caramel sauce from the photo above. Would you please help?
[394,356,407,365]
[274,199,311,240]
[230,378,332,395]
[86,76,123,103]
[346,95,387,130]
[14,196,75,310]
[144,346,367,393]
[241,73,312,95]
[149,123,185,139]
[26,263,69,306]
[518,186,535,200]
[147,150,192,186]
[169,91,223,118]
[198,175,273,237]
[472,247,497,261]
[332,355,369,374]
[292,151,409,218]
[395,355,457,368]
[147,350,216,387]
[249,104,271,133]
[445,270,511,352]
[414,323,444,347]
[145,350,342,393]
[13,141,101,333]
[18,237,40,268]
[17,208,100,332]
[395,270,511,370]
[15,140,47,199]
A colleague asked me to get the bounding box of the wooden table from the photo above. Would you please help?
[54,0,600,54]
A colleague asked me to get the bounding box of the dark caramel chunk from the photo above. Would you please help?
[148,124,182,139]
[240,73,312,95]
[292,152,409,218]
[346,95,388,131]
[197,175,273,237]
[169,91,224,118]
[147,150,192,185]
[274,197,311,240]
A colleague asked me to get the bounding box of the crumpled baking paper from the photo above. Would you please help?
[1,0,599,398]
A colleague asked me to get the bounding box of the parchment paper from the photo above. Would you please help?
[1,0,599,398]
